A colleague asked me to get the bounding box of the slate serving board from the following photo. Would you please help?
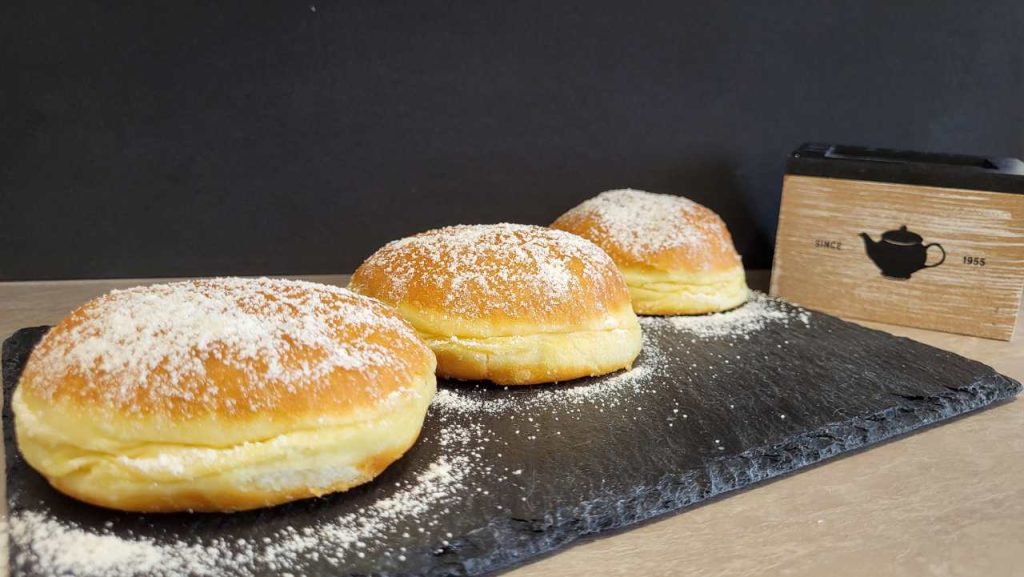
[3,297,1020,577]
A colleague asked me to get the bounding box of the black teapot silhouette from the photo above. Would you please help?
[859,225,945,280]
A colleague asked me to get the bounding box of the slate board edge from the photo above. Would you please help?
[440,372,1021,577]
[2,326,1021,577]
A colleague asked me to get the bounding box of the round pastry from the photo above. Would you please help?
[349,223,642,385]
[551,189,748,315]
[13,278,436,512]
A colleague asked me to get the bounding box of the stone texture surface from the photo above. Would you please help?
[3,298,1020,577]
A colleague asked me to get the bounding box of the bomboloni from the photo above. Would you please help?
[350,223,642,385]
[13,278,437,512]
[552,189,748,315]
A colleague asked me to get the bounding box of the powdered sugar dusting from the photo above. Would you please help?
[552,189,736,268]
[8,292,820,576]
[7,511,211,576]
[351,223,625,318]
[433,360,659,416]
[24,277,423,415]
[259,452,469,570]
[642,291,811,339]
[7,333,672,577]
[8,422,475,577]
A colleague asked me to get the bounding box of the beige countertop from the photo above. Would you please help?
[0,272,1021,577]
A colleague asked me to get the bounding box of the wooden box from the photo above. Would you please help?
[770,143,1024,340]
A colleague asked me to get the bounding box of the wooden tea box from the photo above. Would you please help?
[770,143,1024,340]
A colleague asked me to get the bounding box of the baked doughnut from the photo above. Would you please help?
[349,223,641,385]
[551,189,748,315]
[13,278,436,512]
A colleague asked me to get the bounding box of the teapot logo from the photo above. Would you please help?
[859,225,945,280]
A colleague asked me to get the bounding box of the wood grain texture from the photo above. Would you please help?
[1,272,1022,577]
[771,175,1024,340]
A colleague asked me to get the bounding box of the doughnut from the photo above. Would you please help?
[551,189,748,315]
[12,278,437,512]
[349,223,642,385]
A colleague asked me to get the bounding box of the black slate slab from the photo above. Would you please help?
[3,296,1020,577]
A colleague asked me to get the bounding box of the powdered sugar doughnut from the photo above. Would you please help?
[350,223,642,385]
[552,189,748,315]
[13,277,436,512]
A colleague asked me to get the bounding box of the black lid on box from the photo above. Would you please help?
[787,143,1024,194]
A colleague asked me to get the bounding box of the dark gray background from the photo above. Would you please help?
[2,1,1021,280]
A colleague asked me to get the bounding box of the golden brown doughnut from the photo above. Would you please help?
[349,223,642,385]
[551,189,748,315]
[13,278,436,512]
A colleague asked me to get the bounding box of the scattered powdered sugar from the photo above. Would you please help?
[641,291,811,339]
[429,325,676,420]
[26,277,422,415]
[6,331,672,577]
[351,223,623,317]
[8,290,816,576]
[552,189,735,267]
[258,452,468,571]
[7,511,213,577]
[7,423,475,577]
[433,363,659,416]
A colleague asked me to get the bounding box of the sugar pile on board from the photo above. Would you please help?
[431,329,665,417]
[433,364,657,416]
[6,512,216,577]
[642,291,811,339]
